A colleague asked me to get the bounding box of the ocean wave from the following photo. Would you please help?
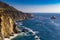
[21,26,40,40]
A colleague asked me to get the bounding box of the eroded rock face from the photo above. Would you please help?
[0,1,32,40]
[0,15,21,38]
[1,15,13,38]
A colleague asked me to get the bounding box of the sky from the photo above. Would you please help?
[1,0,60,13]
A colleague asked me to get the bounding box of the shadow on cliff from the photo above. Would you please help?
[0,1,32,40]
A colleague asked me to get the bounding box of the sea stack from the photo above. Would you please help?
[0,1,31,40]
[51,16,56,19]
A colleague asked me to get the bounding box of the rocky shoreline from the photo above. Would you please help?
[4,33,19,40]
[0,1,32,40]
[4,32,27,40]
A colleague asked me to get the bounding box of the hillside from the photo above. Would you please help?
[0,1,31,40]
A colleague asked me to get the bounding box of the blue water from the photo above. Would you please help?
[12,13,60,40]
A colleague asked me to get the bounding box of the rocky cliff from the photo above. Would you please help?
[0,1,32,40]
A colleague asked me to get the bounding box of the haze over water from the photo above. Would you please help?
[1,0,60,13]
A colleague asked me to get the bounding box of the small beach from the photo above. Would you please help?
[4,33,20,40]
[4,32,28,40]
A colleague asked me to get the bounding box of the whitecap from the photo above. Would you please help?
[21,26,41,40]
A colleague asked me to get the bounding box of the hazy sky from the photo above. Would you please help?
[1,0,60,13]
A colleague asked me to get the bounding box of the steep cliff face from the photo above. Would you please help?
[0,1,32,40]
[1,15,10,38]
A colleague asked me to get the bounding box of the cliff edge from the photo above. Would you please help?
[0,1,32,40]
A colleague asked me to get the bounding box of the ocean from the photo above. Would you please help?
[12,13,60,40]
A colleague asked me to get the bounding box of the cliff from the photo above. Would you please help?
[0,1,32,40]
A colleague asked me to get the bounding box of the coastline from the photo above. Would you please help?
[4,32,28,40]
[4,33,20,40]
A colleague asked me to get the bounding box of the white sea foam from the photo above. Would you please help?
[22,26,40,40]
[34,36,40,40]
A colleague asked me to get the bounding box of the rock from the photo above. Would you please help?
[0,1,32,40]
[51,16,56,19]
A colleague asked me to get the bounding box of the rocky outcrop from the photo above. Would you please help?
[0,1,32,40]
